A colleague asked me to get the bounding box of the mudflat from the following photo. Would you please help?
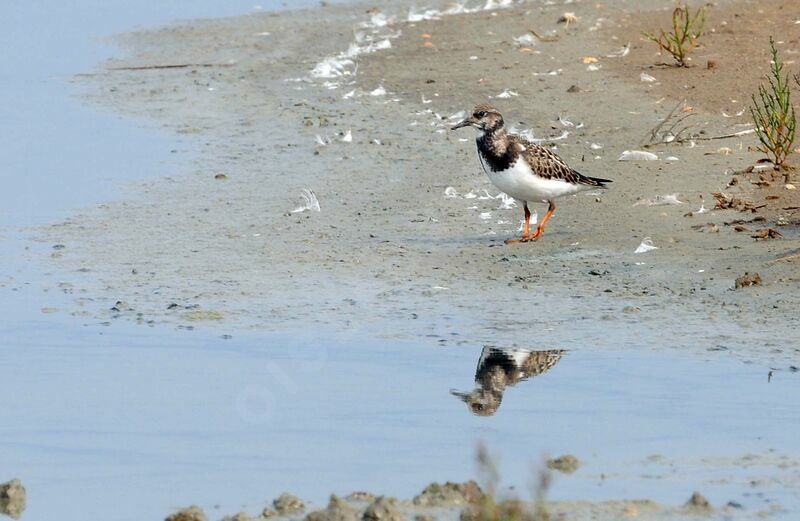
[41,0,800,366]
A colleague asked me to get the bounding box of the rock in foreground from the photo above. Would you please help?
[546,454,580,474]
[165,505,208,521]
[274,492,306,515]
[412,481,484,507]
[363,496,405,521]
[0,479,26,520]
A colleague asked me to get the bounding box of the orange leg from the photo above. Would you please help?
[505,203,533,244]
[530,200,556,240]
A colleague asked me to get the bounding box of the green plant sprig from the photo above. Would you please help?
[643,5,706,67]
[750,37,796,169]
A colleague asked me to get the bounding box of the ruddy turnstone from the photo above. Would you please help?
[451,104,611,243]
[451,347,565,416]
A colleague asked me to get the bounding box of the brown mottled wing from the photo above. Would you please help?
[517,349,566,381]
[511,135,604,186]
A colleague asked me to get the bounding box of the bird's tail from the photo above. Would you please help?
[586,175,612,188]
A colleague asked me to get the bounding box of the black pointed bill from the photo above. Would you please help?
[450,389,470,402]
[450,119,471,130]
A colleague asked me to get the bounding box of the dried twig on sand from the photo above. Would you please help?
[693,129,756,141]
[646,99,757,146]
[645,99,696,145]
[528,29,558,42]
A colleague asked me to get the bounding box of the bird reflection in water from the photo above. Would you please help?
[451,347,565,416]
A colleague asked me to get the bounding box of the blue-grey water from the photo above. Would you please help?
[1,1,799,520]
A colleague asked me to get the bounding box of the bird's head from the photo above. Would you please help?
[450,388,503,416]
[451,104,504,133]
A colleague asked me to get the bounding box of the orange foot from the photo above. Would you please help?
[505,228,545,244]
[505,235,534,245]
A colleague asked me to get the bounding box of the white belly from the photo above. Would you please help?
[480,155,586,203]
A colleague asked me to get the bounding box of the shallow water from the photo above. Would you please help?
[2,1,800,520]
[1,316,798,519]
[0,0,336,228]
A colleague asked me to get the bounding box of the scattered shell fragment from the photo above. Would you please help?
[786,184,797,190]
[494,89,518,98]
[640,72,657,83]
[292,189,321,213]
[513,34,537,46]
[618,150,658,161]
[444,187,458,198]
[581,56,599,64]
[721,109,745,117]
[634,237,659,254]
[705,147,732,156]
[557,116,578,127]
[633,194,685,206]
[606,44,630,58]
[532,69,562,76]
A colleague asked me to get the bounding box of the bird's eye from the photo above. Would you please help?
[475,111,486,118]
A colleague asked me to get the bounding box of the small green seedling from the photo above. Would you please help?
[643,5,706,67]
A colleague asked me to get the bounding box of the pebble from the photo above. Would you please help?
[165,505,208,521]
[547,454,580,474]
[0,479,26,519]
[363,497,406,521]
[274,492,306,515]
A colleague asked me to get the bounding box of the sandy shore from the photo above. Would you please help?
[37,0,800,367]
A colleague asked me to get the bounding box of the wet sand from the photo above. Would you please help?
[37,0,800,366]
